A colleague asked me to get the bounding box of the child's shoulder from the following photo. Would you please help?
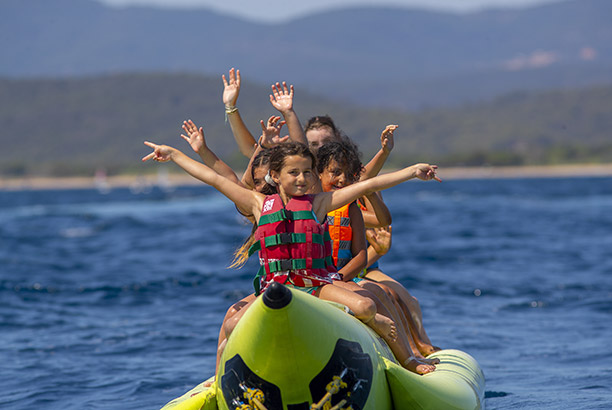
[261,194,281,213]
[291,194,315,203]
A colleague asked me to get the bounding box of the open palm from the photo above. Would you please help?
[181,119,206,153]
[269,82,294,113]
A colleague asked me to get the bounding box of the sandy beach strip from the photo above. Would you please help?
[0,174,203,191]
[1,164,612,191]
[439,163,612,180]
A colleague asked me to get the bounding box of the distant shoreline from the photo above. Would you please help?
[2,164,612,191]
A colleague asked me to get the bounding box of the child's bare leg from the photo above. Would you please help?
[369,312,396,343]
[344,281,429,364]
[208,294,256,386]
[324,282,434,374]
[391,289,441,358]
[360,280,439,363]
[359,281,439,364]
[358,281,407,333]
[331,280,396,341]
[210,325,226,385]
[366,269,441,355]
[389,291,440,364]
[358,280,436,364]
[222,294,256,337]
[366,270,431,341]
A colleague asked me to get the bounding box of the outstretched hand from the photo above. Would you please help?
[269,82,294,114]
[381,124,398,154]
[366,226,392,255]
[222,68,241,107]
[142,141,174,163]
[414,164,442,182]
[259,115,289,148]
[181,119,206,153]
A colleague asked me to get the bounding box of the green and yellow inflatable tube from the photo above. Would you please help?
[161,282,485,410]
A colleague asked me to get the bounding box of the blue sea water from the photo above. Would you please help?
[1,176,611,409]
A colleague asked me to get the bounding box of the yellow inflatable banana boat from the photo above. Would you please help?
[161,282,485,410]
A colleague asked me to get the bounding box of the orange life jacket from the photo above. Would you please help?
[327,203,354,270]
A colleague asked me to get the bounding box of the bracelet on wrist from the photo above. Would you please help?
[258,139,270,149]
[225,105,238,114]
[224,105,238,123]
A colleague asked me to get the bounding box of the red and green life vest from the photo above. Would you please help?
[249,194,339,294]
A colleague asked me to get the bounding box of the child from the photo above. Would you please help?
[143,140,440,374]
[304,115,441,357]
[183,117,285,375]
[304,115,342,151]
[356,125,442,357]
[317,139,439,365]
[188,114,310,378]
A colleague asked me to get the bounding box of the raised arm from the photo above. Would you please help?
[180,119,242,186]
[362,125,397,180]
[365,226,392,269]
[142,142,264,220]
[338,202,368,281]
[241,116,286,189]
[222,68,257,157]
[313,163,440,221]
[360,192,392,228]
[269,82,308,146]
[241,144,263,190]
[258,115,289,148]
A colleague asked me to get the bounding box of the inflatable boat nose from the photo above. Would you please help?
[262,282,292,309]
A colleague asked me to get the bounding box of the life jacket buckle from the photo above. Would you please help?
[277,233,293,244]
[278,259,293,271]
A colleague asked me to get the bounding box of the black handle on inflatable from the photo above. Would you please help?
[262,282,293,309]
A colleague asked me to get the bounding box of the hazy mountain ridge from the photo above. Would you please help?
[2,0,610,177]
[1,0,610,108]
[1,74,610,177]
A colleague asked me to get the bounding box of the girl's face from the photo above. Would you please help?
[252,165,268,193]
[320,159,351,192]
[272,155,315,198]
[306,126,336,151]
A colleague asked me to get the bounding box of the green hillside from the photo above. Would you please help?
[0,74,611,177]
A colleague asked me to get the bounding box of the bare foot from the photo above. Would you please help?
[203,376,216,388]
[368,313,397,342]
[416,355,440,365]
[403,358,436,375]
[420,344,442,357]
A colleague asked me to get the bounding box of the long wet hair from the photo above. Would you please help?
[230,142,315,269]
[250,148,276,196]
